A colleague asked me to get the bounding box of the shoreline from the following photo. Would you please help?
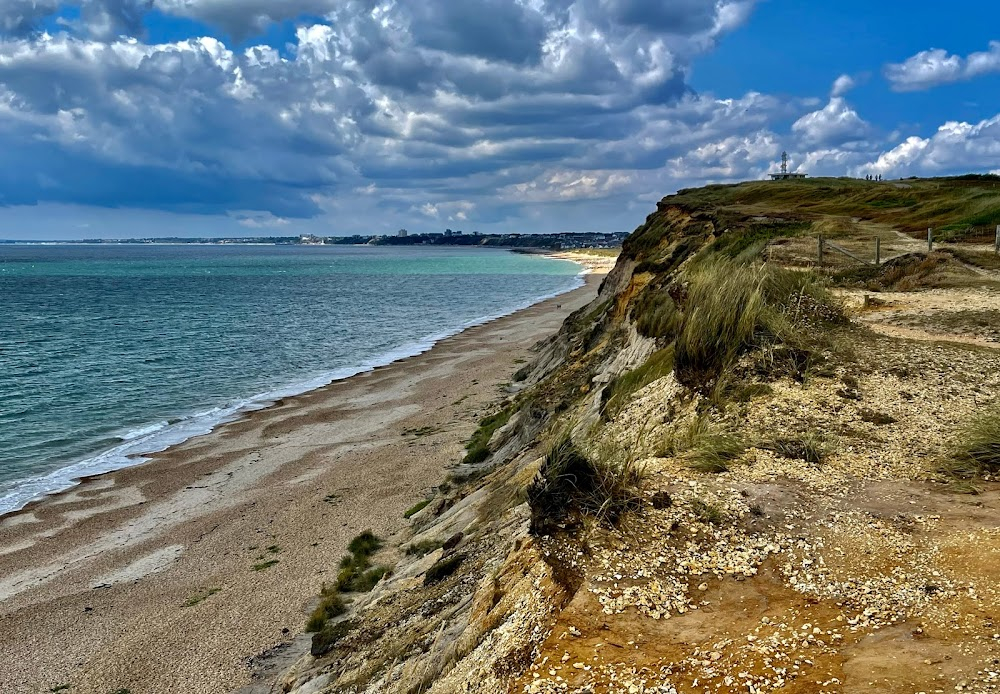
[0,265,606,694]
[0,252,587,519]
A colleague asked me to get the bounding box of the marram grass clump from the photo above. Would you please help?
[672,256,844,389]
[941,406,1000,480]
[336,531,391,593]
[527,433,645,533]
[660,414,746,473]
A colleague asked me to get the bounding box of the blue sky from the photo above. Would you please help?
[1,0,999,240]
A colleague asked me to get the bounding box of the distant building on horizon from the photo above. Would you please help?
[397,228,408,238]
[769,151,807,180]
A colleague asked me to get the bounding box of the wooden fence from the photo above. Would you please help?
[817,224,1000,267]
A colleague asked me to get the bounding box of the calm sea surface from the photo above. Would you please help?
[0,244,581,513]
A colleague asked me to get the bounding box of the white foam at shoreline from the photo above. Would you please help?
[0,264,586,516]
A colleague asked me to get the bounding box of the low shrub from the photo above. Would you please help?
[424,554,465,585]
[310,620,356,657]
[347,531,382,556]
[601,347,675,418]
[336,531,391,593]
[690,499,726,525]
[405,539,443,557]
[632,287,680,339]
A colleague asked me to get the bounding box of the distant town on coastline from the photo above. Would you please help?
[1,230,629,249]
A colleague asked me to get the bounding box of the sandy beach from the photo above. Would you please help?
[0,268,604,694]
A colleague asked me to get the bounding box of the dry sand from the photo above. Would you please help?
[0,269,604,694]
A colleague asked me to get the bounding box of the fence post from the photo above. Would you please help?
[818,234,824,266]
[995,224,999,255]
[875,237,881,266]
[927,227,933,252]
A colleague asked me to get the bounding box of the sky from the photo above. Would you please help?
[1,1,999,239]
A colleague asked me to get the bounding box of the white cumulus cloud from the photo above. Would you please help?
[885,41,1000,91]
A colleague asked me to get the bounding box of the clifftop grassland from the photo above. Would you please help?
[271,177,1000,694]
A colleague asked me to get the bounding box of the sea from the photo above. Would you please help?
[0,244,583,515]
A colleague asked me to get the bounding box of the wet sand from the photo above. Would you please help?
[0,273,602,694]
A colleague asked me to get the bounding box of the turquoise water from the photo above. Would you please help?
[0,245,582,513]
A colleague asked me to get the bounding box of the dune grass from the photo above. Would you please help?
[763,432,831,464]
[305,586,347,633]
[462,406,515,465]
[660,415,746,473]
[672,256,844,389]
[336,531,391,593]
[405,539,443,557]
[941,406,1000,480]
[527,433,646,532]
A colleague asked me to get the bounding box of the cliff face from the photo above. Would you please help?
[273,178,1000,694]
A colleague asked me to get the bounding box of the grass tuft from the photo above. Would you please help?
[690,499,726,525]
[763,432,831,465]
[941,406,1000,479]
[527,433,645,533]
[661,415,746,473]
[403,499,431,519]
[251,559,279,572]
[310,620,356,657]
[424,554,465,585]
[601,347,674,418]
[183,587,221,607]
[336,530,391,593]
[305,586,347,633]
[405,539,443,557]
[462,406,515,465]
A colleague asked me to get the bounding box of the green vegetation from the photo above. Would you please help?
[673,256,844,388]
[403,499,431,519]
[625,177,1000,260]
[764,432,830,464]
[405,539,443,557]
[710,220,812,259]
[602,347,674,418]
[947,247,1000,271]
[941,405,1000,480]
[310,619,356,657]
[527,434,645,533]
[462,406,515,464]
[661,415,746,473]
[337,531,391,593]
[305,585,347,633]
[690,499,726,525]
[251,559,279,572]
[833,252,966,292]
[183,587,221,607]
[424,554,464,585]
[633,287,679,339]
